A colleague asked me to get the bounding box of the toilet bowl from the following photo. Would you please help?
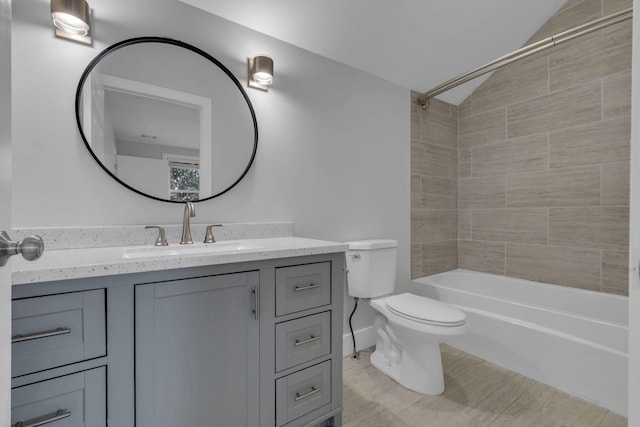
[346,239,467,395]
[368,292,467,394]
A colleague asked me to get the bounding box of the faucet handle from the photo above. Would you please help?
[145,226,168,246]
[204,224,223,243]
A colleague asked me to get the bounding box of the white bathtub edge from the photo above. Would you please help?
[412,270,628,416]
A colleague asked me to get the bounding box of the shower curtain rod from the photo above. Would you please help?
[416,7,633,109]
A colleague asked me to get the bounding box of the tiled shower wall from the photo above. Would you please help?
[411,0,632,295]
[411,94,459,278]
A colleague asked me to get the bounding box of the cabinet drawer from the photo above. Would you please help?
[276,361,331,426]
[276,263,331,316]
[11,367,106,427]
[12,290,106,377]
[275,312,331,372]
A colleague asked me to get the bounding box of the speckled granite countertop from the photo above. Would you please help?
[12,236,347,285]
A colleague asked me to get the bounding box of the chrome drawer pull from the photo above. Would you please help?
[294,335,321,347]
[15,408,71,427]
[293,284,321,292]
[295,386,322,402]
[11,327,71,344]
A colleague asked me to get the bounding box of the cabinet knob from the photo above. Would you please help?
[0,231,44,266]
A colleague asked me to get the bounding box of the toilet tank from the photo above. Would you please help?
[345,239,397,298]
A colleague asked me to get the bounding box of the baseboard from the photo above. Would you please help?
[342,326,376,357]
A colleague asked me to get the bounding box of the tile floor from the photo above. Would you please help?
[343,345,627,427]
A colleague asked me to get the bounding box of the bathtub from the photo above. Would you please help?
[410,269,628,416]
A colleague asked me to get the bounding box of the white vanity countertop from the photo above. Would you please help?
[12,237,347,285]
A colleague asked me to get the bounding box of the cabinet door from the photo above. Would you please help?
[135,271,260,427]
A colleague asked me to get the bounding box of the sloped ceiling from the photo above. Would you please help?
[179,0,566,104]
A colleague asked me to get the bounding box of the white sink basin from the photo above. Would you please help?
[122,241,260,259]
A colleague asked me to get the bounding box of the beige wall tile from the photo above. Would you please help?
[421,176,456,209]
[459,176,506,209]
[420,110,458,150]
[602,250,629,295]
[450,105,458,120]
[506,166,600,207]
[549,21,631,92]
[459,209,472,240]
[549,207,629,250]
[471,56,549,114]
[411,209,457,243]
[459,240,505,275]
[411,243,422,279]
[506,244,601,290]
[459,108,506,149]
[603,0,633,14]
[411,174,421,208]
[603,71,632,120]
[425,97,452,117]
[527,0,602,43]
[472,133,548,177]
[472,208,548,244]
[411,141,457,178]
[420,241,458,277]
[450,210,458,240]
[507,81,601,139]
[458,148,472,178]
[409,0,633,298]
[602,161,629,206]
[549,117,630,168]
[411,104,421,141]
[458,96,472,119]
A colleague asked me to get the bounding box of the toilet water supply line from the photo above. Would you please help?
[345,266,360,360]
[349,297,360,360]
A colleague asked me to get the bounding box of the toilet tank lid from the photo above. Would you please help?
[346,239,398,250]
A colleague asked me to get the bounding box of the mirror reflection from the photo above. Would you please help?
[76,37,258,202]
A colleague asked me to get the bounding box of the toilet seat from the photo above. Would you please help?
[385,293,466,327]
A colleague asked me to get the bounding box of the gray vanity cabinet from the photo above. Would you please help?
[11,252,344,427]
[135,270,260,427]
[10,289,108,427]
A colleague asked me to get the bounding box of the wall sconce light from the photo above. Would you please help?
[51,0,92,45]
[248,54,274,91]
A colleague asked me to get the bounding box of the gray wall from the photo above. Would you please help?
[12,0,410,340]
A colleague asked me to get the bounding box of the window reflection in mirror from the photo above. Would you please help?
[169,157,200,202]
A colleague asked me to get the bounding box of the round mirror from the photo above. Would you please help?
[75,37,258,203]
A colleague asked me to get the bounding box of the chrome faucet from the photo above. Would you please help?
[180,201,196,244]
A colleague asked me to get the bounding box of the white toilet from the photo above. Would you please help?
[346,239,467,395]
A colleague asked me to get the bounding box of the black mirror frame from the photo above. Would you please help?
[75,36,258,203]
